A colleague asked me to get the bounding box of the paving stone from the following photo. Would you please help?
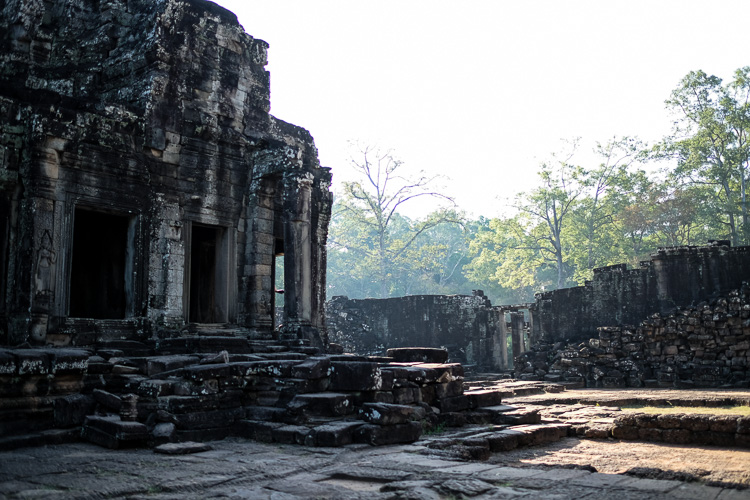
[440,478,495,496]
[154,441,213,455]
[616,476,683,493]
[666,482,724,500]
[716,488,750,499]
[568,472,631,488]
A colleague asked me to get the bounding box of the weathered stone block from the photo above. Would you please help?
[438,395,469,413]
[287,393,353,417]
[291,357,331,379]
[307,421,363,447]
[329,362,391,391]
[464,389,504,409]
[386,348,449,364]
[272,424,310,445]
[709,415,738,433]
[54,394,95,428]
[82,416,148,449]
[182,363,231,382]
[359,402,426,425]
[354,421,422,445]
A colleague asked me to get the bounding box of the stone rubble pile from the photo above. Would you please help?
[2,337,554,452]
[516,287,750,388]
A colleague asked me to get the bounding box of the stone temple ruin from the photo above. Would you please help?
[0,0,522,451]
[0,0,332,346]
[329,242,750,388]
[2,1,750,475]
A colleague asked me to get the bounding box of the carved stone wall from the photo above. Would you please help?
[0,0,332,346]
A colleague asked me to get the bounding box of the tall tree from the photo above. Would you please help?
[661,67,750,245]
[328,144,458,298]
[510,144,585,289]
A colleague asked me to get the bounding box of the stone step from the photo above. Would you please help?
[81,415,149,449]
[424,422,570,460]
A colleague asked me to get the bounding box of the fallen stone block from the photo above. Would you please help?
[234,420,284,442]
[291,357,331,379]
[359,402,426,425]
[391,387,421,406]
[53,394,95,428]
[147,355,199,376]
[307,421,363,447]
[81,416,148,449]
[486,429,522,451]
[231,360,304,378]
[287,393,354,417]
[386,348,449,364]
[465,389,504,409]
[434,380,463,399]
[182,363,231,382]
[329,362,393,391]
[272,424,310,445]
[438,395,469,413]
[93,389,122,412]
[170,408,243,430]
[354,421,422,445]
[154,441,212,455]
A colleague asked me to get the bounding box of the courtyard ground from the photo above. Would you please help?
[3,386,750,499]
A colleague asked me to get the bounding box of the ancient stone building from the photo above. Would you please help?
[0,0,332,347]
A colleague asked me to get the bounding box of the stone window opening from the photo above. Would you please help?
[187,223,231,324]
[69,207,136,319]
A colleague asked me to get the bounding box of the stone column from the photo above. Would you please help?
[282,172,313,330]
[498,309,509,370]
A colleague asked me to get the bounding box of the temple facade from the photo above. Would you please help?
[0,0,332,347]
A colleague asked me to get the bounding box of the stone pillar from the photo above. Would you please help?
[497,309,508,370]
[282,172,313,329]
[511,311,524,358]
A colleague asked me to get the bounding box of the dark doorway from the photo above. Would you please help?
[189,224,228,323]
[69,208,132,319]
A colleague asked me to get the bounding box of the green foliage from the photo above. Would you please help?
[328,66,750,304]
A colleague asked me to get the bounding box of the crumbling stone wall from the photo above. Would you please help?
[326,292,505,370]
[516,286,750,388]
[0,0,332,346]
[532,242,750,343]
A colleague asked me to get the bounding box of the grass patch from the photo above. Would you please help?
[621,405,750,416]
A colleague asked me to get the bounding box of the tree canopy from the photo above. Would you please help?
[326,66,750,305]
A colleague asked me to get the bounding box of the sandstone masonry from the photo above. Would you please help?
[0,0,332,347]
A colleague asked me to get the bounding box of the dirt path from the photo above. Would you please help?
[487,436,750,486]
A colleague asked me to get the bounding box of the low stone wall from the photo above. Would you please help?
[326,292,504,370]
[612,412,750,447]
[516,287,750,388]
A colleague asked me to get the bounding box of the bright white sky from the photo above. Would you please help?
[214,0,750,218]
